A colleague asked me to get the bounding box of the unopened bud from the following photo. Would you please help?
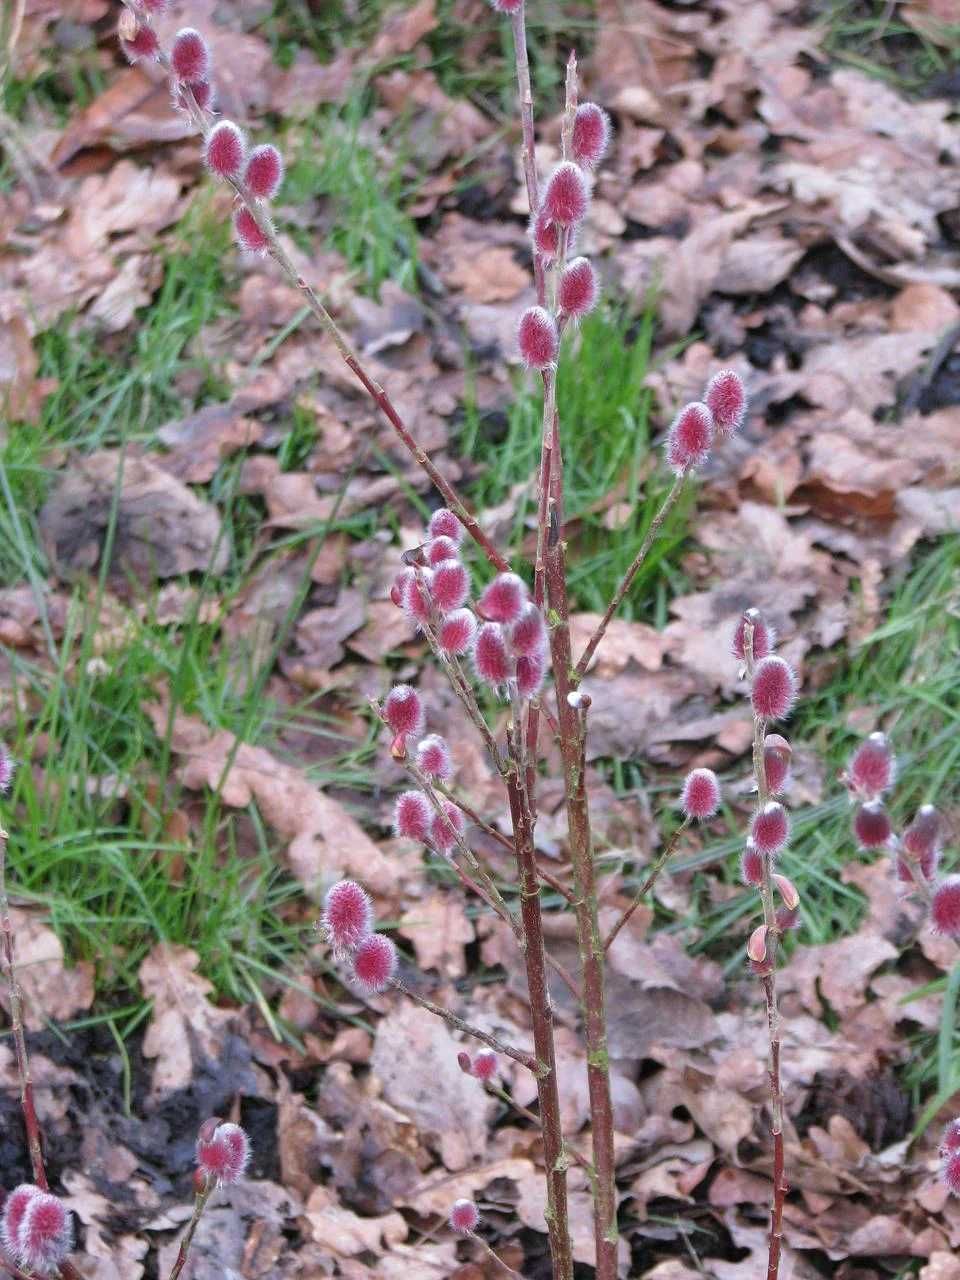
[751,656,797,722]
[438,608,477,655]
[558,257,599,318]
[478,572,528,624]
[321,880,373,952]
[384,685,426,740]
[747,923,768,963]
[473,623,511,688]
[416,734,453,781]
[352,934,398,993]
[432,559,471,613]
[401,568,434,627]
[846,732,895,798]
[903,804,940,879]
[427,535,458,566]
[775,904,800,932]
[205,121,245,179]
[772,873,799,910]
[122,23,160,62]
[14,1191,73,1273]
[517,306,559,369]
[516,651,546,698]
[853,801,892,850]
[666,401,714,474]
[449,1198,481,1233]
[472,1049,497,1082]
[680,768,721,820]
[244,144,284,200]
[393,790,433,842]
[457,1051,472,1074]
[542,161,589,226]
[763,734,792,795]
[171,27,211,83]
[741,841,763,886]
[427,508,464,544]
[732,608,775,663]
[530,206,560,260]
[234,206,271,254]
[931,877,960,938]
[571,102,610,169]
[430,800,466,853]
[751,802,789,857]
[703,369,746,435]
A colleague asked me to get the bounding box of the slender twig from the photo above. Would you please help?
[122,5,508,576]
[168,1184,212,1280]
[1,827,47,1190]
[573,471,686,681]
[744,620,787,1280]
[434,786,580,914]
[489,1083,594,1175]
[604,818,691,953]
[470,1233,529,1280]
[0,826,85,1280]
[504,726,574,1280]
[391,977,537,1074]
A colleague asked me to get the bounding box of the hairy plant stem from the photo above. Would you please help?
[505,723,573,1280]
[574,470,686,681]
[745,620,787,1280]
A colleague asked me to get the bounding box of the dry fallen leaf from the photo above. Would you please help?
[370,1002,493,1171]
[0,908,94,1030]
[40,450,229,586]
[144,704,398,895]
[138,943,238,1094]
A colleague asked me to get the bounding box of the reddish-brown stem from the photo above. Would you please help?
[168,1185,212,1280]
[543,360,618,1276]
[574,471,686,681]
[603,818,691,952]
[1,829,47,1191]
[392,976,538,1074]
[1,829,85,1280]
[511,5,544,308]
[504,730,573,1280]
[762,975,787,1280]
[744,619,786,1280]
